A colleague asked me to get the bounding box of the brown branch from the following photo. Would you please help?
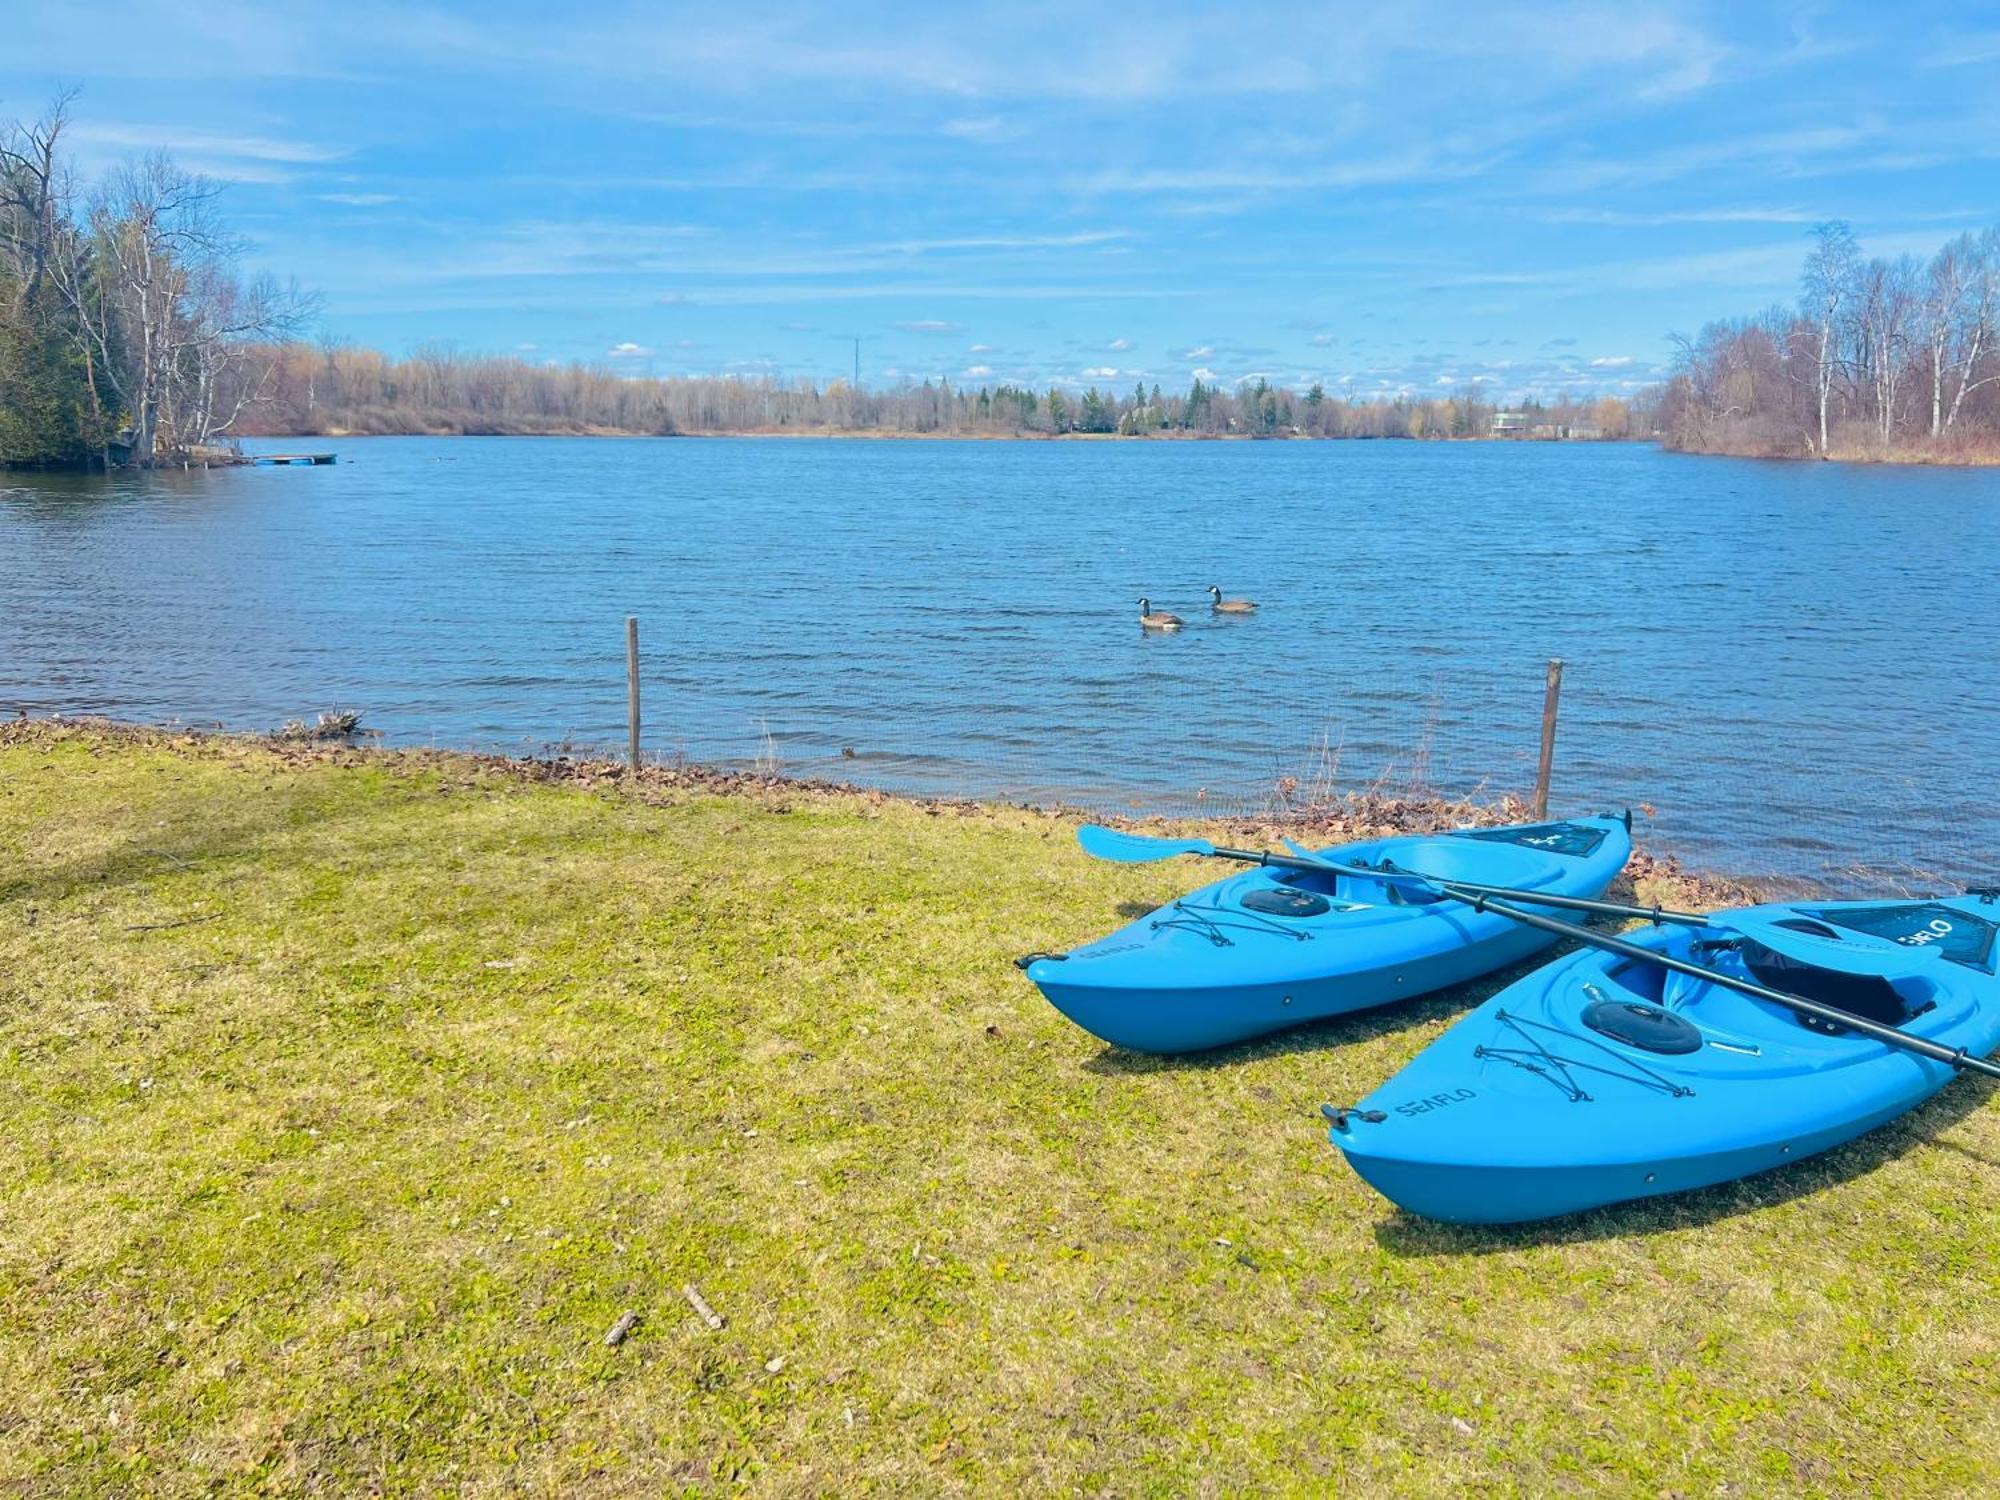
[124,912,222,933]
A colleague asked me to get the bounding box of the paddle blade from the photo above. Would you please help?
[1076,825,1217,863]
[1280,837,1329,865]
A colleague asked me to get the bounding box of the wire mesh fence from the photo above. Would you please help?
[501,630,1993,899]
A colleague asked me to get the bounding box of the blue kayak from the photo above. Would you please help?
[1023,815,1632,1053]
[1329,893,2000,1223]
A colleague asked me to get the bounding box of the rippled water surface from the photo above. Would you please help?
[4,436,1996,888]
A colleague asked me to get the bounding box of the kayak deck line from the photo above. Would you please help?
[1148,897,1317,947]
[1472,1007,1698,1102]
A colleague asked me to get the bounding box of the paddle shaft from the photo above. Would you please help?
[1202,845,1708,928]
[1450,887,2000,1080]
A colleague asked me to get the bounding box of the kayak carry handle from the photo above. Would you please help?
[1014,951,1068,970]
[1322,1102,1387,1130]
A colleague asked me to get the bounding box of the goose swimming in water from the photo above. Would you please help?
[1137,597,1183,630]
[1207,585,1258,614]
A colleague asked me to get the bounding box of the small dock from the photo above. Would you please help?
[249,452,337,466]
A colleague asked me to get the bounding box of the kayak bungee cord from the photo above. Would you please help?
[1472,1008,1696,1103]
[1149,897,1315,948]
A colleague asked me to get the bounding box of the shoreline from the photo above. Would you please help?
[245,426,1597,445]
[1662,440,2000,469]
[36,424,2000,467]
[1,715,1756,912]
[232,428,2000,466]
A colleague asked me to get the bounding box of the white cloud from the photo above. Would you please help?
[941,115,1021,143]
[895,319,966,335]
[967,343,995,353]
[1590,355,1633,368]
[317,191,400,206]
[1543,205,1817,226]
[515,342,539,352]
[1106,336,1132,351]
[885,230,1127,255]
[963,364,993,377]
[70,123,345,163]
[1525,126,1870,196]
[1921,29,2000,67]
[1180,345,1214,359]
[607,341,652,358]
[1082,366,1120,378]
[1307,333,1336,347]
[1191,367,1218,382]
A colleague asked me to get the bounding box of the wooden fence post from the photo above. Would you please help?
[1533,658,1563,819]
[626,616,642,773]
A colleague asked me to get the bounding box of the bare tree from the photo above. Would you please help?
[1931,229,2000,437]
[1855,255,1919,447]
[0,89,73,303]
[185,267,316,444]
[1800,221,1860,455]
[45,154,314,463]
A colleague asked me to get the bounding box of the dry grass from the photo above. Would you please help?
[0,723,1994,1495]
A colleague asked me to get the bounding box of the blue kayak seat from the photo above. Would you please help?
[1660,969,1710,1011]
[1371,859,1445,907]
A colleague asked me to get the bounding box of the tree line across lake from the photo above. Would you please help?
[217,341,1633,445]
[1661,222,2000,461]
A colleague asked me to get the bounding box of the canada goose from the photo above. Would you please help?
[1137,597,1183,630]
[1207,585,1258,614]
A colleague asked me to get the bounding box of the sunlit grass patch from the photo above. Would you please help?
[0,724,1993,1493]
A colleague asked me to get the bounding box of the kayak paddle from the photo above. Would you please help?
[1075,824,1707,928]
[1436,888,2000,1080]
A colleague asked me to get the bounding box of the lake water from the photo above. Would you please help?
[3,435,1996,890]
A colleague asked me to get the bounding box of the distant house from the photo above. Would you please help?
[1490,411,1529,435]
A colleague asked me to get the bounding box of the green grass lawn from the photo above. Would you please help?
[1,724,1994,1495]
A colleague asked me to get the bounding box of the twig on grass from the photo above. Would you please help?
[683,1283,725,1329]
[124,913,223,934]
[603,1310,641,1347]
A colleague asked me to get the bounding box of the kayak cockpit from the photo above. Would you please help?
[1288,833,1566,908]
[1579,922,1959,1050]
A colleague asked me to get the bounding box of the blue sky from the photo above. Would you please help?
[8,2,2000,401]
